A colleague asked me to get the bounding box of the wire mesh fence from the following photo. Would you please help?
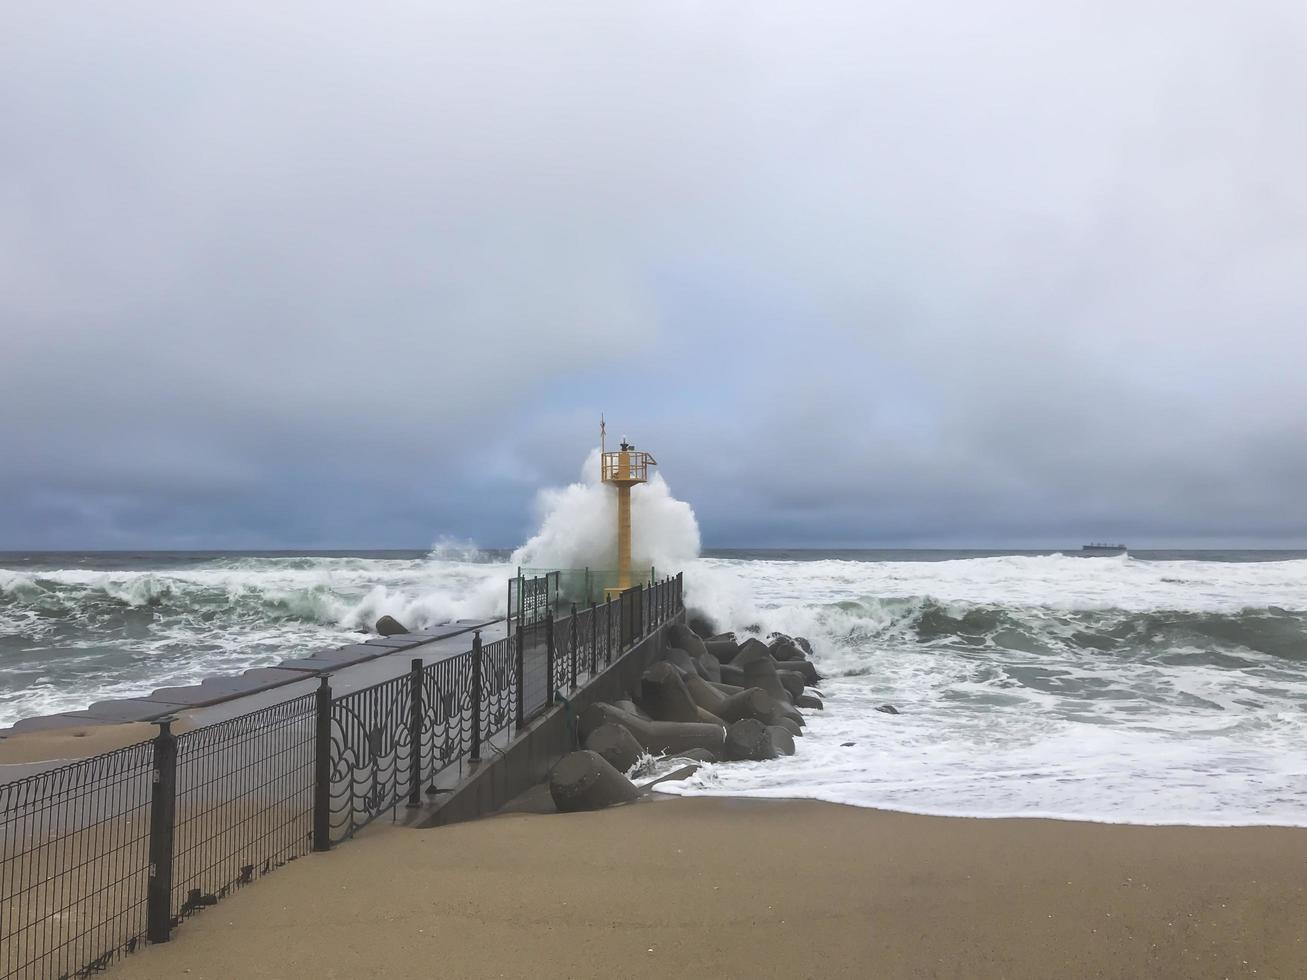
[171,695,316,926]
[0,742,153,980]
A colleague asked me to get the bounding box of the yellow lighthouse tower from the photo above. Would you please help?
[600,419,656,598]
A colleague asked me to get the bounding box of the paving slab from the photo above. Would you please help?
[4,712,116,734]
[81,698,190,723]
[363,635,430,649]
[143,668,310,708]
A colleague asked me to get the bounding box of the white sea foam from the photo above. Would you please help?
[511,448,701,575]
[659,553,1307,827]
[0,552,515,725]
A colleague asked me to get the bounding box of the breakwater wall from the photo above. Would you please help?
[423,608,683,825]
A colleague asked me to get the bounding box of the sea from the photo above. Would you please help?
[2,548,1305,827]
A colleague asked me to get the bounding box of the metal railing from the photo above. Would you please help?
[507,571,561,635]
[0,572,683,980]
[518,567,657,607]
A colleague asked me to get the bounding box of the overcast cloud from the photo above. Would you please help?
[2,1,1305,549]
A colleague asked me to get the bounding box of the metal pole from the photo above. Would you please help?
[606,596,613,664]
[146,718,178,942]
[313,676,332,851]
[407,658,423,808]
[515,624,525,729]
[570,603,578,688]
[590,600,598,673]
[470,631,483,762]
[545,612,556,706]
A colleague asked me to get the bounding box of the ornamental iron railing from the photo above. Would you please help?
[0,572,683,980]
[518,567,656,607]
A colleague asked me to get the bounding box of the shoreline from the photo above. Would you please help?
[656,783,1307,829]
[109,795,1307,980]
[5,718,1303,833]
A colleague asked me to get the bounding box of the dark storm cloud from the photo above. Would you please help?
[2,1,1304,548]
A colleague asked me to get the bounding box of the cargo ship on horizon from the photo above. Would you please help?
[1082,543,1127,555]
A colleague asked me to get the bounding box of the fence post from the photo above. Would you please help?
[470,631,483,763]
[313,676,333,852]
[146,718,178,943]
[570,603,578,688]
[606,597,613,663]
[407,658,423,808]
[515,623,525,729]
[545,612,556,706]
[590,600,598,673]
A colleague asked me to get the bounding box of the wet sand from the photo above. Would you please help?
[0,720,191,767]
[106,796,1307,979]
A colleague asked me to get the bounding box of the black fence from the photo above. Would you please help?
[507,571,561,635]
[0,573,683,980]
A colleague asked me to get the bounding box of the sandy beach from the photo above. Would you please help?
[0,720,192,767]
[107,795,1307,980]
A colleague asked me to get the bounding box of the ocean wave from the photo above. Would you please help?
[0,554,516,726]
[664,553,1307,826]
[4,548,1306,828]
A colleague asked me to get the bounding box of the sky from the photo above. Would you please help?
[2,1,1305,550]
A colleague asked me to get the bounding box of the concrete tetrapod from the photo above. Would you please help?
[549,750,641,813]
[695,706,728,726]
[707,680,803,727]
[666,623,710,660]
[613,699,652,719]
[731,638,773,667]
[795,693,823,710]
[682,672,727,713]
[579,702,725,756]
[702,638,739,663]
[375,615,409,636]
[683,675,776,726]
[773,716,803,738]
[719,663,747,686]
[771,652,820,685]
[583,722,644,774]
[776,669,806,700]
[767,725,797,756]
[664,647,701,679]
[694,652,723,683]
[640,661,701,723]
[724,718,778,762]
[769,638,807,662]
[740,658,793,705]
